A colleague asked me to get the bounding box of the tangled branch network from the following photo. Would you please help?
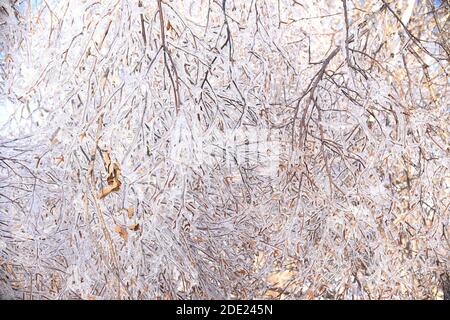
[0,0,449,299]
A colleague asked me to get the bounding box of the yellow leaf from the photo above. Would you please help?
[102,151,111,171]
[127,207,134,219]
[98,178,121,199]
[267,270,294,288]
[114,225,128,241]
[264,289,280,299]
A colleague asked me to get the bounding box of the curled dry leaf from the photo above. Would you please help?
[98,176,121,199]
[98,151,122,199]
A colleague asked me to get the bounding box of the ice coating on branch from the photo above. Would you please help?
[0,0,449,299]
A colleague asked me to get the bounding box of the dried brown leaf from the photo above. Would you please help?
[114,225,128,241]
[127,207,134,219]
[128,223,139,231]
[98,159,122,199]
[267,270,294,288]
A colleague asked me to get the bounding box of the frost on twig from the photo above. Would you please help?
[0,0,449,299]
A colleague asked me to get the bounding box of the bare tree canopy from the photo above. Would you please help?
[0,0,449,299]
